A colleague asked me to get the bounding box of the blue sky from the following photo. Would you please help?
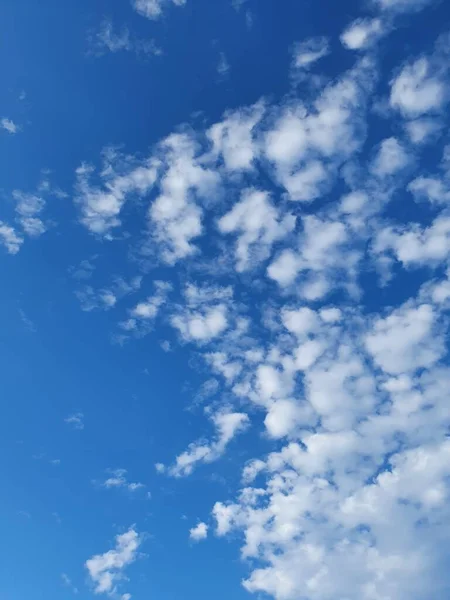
[2,0,450,599]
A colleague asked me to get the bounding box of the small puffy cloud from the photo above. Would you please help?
[189,522,208,541]
[267,249,299,286]
[408,176,450,204]
[405,117,441,144]
[370,137,410,177]
[1,118,18,134]
[292,37,329,69]
[264,399,310,439]
[390,57,445,117]
[171,304,228,343]
[170,284,233,344]
[149,133,220,263]
[0,221,23,254]
[375,215,450,267]
[65,413,84,430]
[207,102,264,171]
[268,215,348,300]
[365,302,443,374]
[133,0,186,20]
[131,281,171,320]
[218,189,295,272]
[13,191,47,237]
[85,528,141,596]
[341,18,383,50]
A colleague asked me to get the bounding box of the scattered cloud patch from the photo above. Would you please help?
[90,20,161,57]
[101,469,145,492]
[1,118,19,134]
[65,413,84,430]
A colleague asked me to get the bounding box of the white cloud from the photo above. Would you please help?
[292,37,329,69]
[75,157,159,235]
[1,118,18,134]
[91,20,160,57]
[265,59,375,201]
[101,469,145,492]
[218,189,295,271]
[370,137,410,177]
[375,0,433,13]
[75,276,141,313]
[0,221,23,254]
[217,52,230,78]
[171,304,228,343]
[128,281,171,322]
[42,17,450,600]
[268,215,350,300]
[405,117,441,144]
[408,176,450,204]
[61,573,79,594]
[65,413,84,430]
[207,102,264,171]
[133,0,186,20]
[85,528,141,596]
[13,191,47,237]
[170,284,233,344]
[189,522,208,541]
[149,133,220,263]
[390,57,445,117]
[341,18,383,50]
[167,410,249,477]
[374,214,450,267]
[365,302,443,375]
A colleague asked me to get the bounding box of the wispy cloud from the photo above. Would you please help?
[85,528,141,596]
[89,20,161,57]
[65,413,84,430]
[133,0,186,20]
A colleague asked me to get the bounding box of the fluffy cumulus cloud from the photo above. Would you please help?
[170,284,233,344]
[189,522,208,541]
[390,35,450,119]
[85,528,141,596]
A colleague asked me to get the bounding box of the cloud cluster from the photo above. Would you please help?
[7,0,449,598]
